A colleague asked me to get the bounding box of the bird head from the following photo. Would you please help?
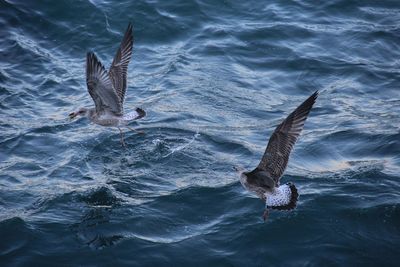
[234,166,250,187]
[233,166,246,175]
[69,107,88,119]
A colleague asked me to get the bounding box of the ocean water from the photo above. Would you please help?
[1,0,399,266]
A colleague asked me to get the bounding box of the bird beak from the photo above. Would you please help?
[69,112,77,119]
[233,166,244,173]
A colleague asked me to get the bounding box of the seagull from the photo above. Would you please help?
[236,91,318,221]
[69,23,145,146]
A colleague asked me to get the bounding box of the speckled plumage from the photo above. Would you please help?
[265,183,298,210]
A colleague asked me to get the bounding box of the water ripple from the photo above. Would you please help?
[1,0,400,265]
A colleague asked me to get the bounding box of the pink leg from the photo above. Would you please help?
[126,126,144,135]
[118,127,126,147]
[262,208,270,222]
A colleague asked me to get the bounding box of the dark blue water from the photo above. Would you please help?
[1,0,400,266]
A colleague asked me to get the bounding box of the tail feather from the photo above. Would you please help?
[135,107,146,120]
[122,108,146,121]
[266,183,298,210]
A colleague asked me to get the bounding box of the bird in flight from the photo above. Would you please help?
[69,23,145,146]
[236,91,318,221]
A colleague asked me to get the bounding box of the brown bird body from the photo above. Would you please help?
[237,91,318,220]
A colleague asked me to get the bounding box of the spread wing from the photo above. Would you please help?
[86,52,123,115]
[257,91,318,184]
[108,22,133,105]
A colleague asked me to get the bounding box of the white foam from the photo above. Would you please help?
[162,132,200,158]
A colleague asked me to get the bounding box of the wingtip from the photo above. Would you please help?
[306,90,319,105]
[124,22,134,45]
[87,51,98,62]
[86,52,92,70]
[311,90,319,102]
[126,22,133,35]
[86,52,99,64]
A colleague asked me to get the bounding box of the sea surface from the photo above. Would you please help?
[1,0,399,266]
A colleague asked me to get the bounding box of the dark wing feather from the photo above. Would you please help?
[108,22,133,105]
[86,52,122,115]
[257,91,318,184]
